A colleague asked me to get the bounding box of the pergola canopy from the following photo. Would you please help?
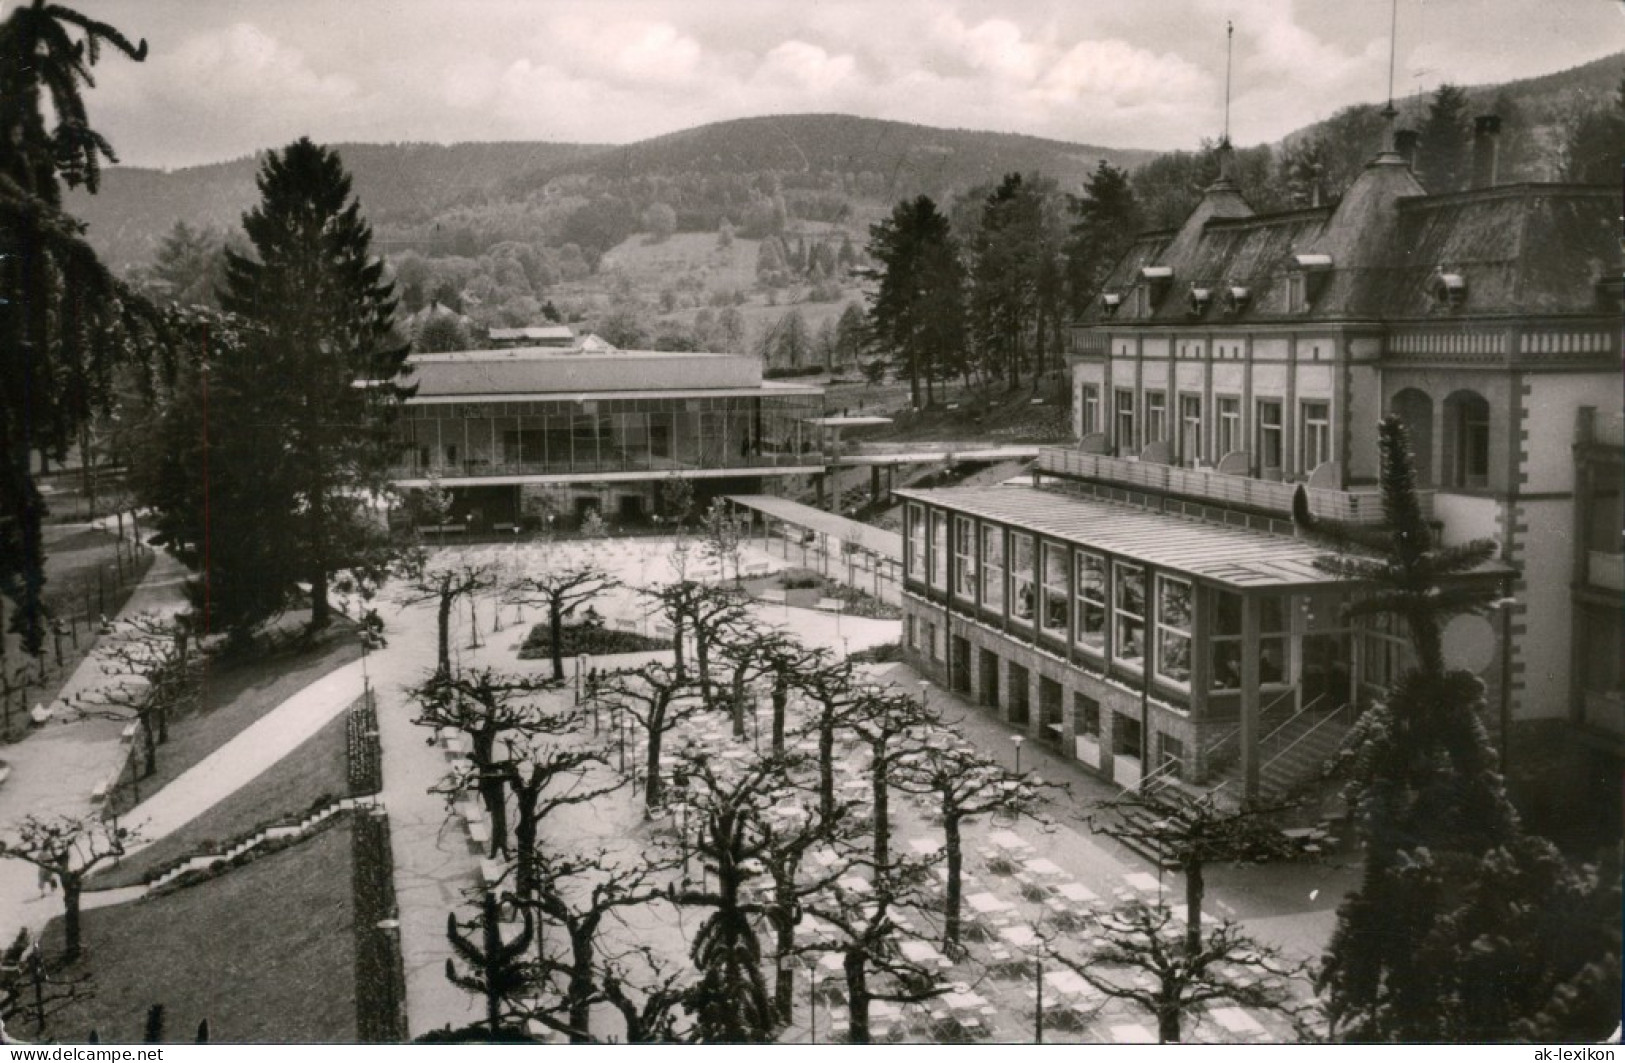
[727,495,903,561]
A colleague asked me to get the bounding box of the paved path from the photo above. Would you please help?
[0,550,191,937]
[116,658,367,850]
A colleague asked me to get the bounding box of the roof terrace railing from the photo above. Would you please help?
[1037,447,1430,526]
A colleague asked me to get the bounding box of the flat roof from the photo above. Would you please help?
[806,416,894,427]
[407,382,822,405]
[896,485,1356,589]
[727,495,903,560]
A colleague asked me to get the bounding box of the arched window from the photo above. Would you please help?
[1390,389,1435,487]
[1442,390,1491,489]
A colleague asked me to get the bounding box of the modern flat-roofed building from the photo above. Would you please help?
[899,119,1622,817]
[390,340,824,530]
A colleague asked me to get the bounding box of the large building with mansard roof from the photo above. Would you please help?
[897,117,1622,822]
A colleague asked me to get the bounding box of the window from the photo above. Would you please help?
[1074,693,1101,737]
[1456,399,1489,487]
[1216,397,1241,458]
[1041,542,1069,637]
[1144,391,1168,445]
[1256,399,1284,472]
[1361,611,1411,691]
[981,526,1005,612]
[1301,402,1331,474]
[925,621,941,661]
[930,511,948,589]
[1075,552,1107,652]
[1009,533,1035,624]
[1114,563,1146,668]
[1210,592,1290,691]
[1179,395,1203,465]
[1081,385,1101,436]
[906,504,926,580]
[906,614,918,650]
[1115,389,1137,455]
[1113,712,1143,760]
[1156,733,1184,781]
[953,517,977,599]
[1155,575,1193,685]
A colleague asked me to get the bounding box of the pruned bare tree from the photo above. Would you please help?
[895,736,1052,949]
[508,566,620,680]
[786,651,872,824]
[644,579,748,710]
[70,613,193,778]
[1046,901,1315,1043]
[714,622,801,743]
[411,668,564,853]
[594,662,701,816]
[0,815,137,961]
[499,730,622,901]
[400,560,499,679]
[523,848,669,1043]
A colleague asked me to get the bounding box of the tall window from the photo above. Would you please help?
[1361,611,1411,691]
[1081,385,1101,436]
[1144,391,1168,444]
[1216,396,1241,458]
[1075,552,1107,652]
[1114,563,1146,668]
[1256,399,1284,472]
[1301,401,1330,474]
[1009,533,1035,623]
[953,517,976,599]
[1210,591,1290,691]
[1115,389,1137,455]
[981,526,1005,612]
[1456,398,1490,487]
[930,511,948,589]
[1041,542,1069,637]
[906,504,926,580]
[1155,575,1193,685]
[1179,395,1203,465]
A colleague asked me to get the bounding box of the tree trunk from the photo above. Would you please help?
[696,631,713,709]
[549,601,564,680]
[479,774,509,856]
[140,717,157,777]
[818,714,835,822]
[871,750,890,876]
[1157,1001,1181,1043]
[436,593,453,678]
[844,951,871,1044]
[943,810,964,948]
[62,879,83,961]
[1184,858,1204,957]
[644,714,665,814]
[568,928,596,1043]
[772,904,796,1024]
[310,566,331,629]
[730,667,747,740]
[513,796,539,900]
[771,675,787,756]
[672,617,686,680]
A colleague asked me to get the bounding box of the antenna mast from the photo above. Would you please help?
[1386,0,1399,112]
[1223,20,1234,144]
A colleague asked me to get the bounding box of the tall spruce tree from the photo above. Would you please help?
[864,195,965,409]
[1314,417,1620,1041]
[219,138,411,629]
[0,2,148,654]
[1064,160,1141,315]
[1416,84,1472,194]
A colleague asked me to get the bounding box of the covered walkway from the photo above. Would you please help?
[725,494,904,604]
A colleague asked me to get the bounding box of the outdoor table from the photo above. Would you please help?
[941,990,988,1014]
[836,875,872,895]
[907,837,942,856]
[1055,881,1097,903]
[988,828,1031,852]
[479,858,506,889]
[999,924,1040,951]
[1209,1006,1267,1038]
[1110,1022,1156,1043]
[1122,871,1161,893]
[1024,857,1066,877]
[899,939,950,968]
[1046,968,1090,998]
[965,891,1013,915]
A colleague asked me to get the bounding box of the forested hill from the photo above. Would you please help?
[65,116,1150,270]
[66,140,608,270]
[511,113,1153,198]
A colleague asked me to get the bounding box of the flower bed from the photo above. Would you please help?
[352,809,407,1043]
[517,623,673,659]
[346,691,383,797]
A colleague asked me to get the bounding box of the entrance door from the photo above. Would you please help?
[950,636,971,693]
[979,649,1000,708]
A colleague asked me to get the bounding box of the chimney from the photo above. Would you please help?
[1394,129,1420,170]
[1472,114,1502,188]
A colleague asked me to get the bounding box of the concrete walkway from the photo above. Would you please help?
[0,550,191,937]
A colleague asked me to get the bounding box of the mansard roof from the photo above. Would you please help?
[1082,167,1619,327]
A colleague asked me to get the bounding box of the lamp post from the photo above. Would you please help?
[1011,733,1025,773]
[672,767,691,882]
[919,679,930,710]
[576,653,590,704]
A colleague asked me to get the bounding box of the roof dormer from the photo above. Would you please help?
[1139,266,1173,309]
[1100,291,1123,317]
[1430,270,1466,310]
[1224,286,1251,315]
[1187,285,1212,317]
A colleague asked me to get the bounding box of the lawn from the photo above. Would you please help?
[517,622,672,659]
[42,821,358,1044]
[108,613,360,815]
[91,708,350,889]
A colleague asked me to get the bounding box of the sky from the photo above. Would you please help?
[52,0,1625,169]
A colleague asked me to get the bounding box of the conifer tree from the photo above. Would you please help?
[864,196,965,409]
[0,1,149,654]
[1314,417,1620,1041]
[219,138,412,629]
[1416,84,1472,193]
